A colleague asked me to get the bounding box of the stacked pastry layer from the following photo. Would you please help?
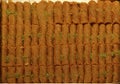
[1,0,120,83]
